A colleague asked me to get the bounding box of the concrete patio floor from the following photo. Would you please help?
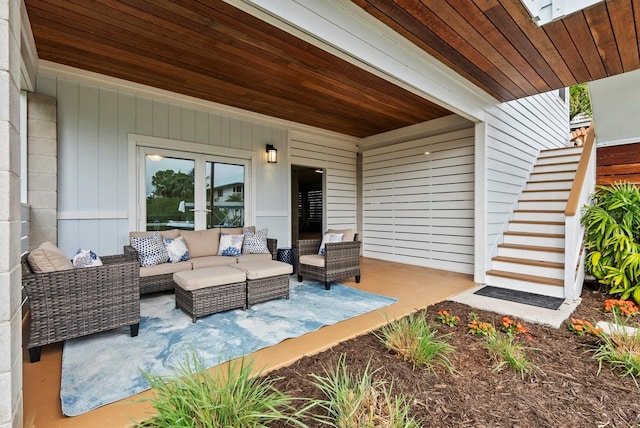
[23,258,477,427]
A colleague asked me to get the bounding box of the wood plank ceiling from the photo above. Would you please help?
[25,0,640,138]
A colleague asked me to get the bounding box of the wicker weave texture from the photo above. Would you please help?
[175,281,247,322]
[297,236,361,289]
[22,253,141,360]
[246,274,289,307]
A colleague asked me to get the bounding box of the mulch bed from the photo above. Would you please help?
[268,284,640,427]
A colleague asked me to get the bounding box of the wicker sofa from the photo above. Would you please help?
[22,248,140,363]
[125,227,277,295]
[296,230,361,290]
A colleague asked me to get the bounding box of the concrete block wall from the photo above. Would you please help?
[0,0,24,426]
[26,93,57,248]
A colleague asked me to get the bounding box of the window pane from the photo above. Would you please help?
[146,155,195,231]
[206,162,244,228]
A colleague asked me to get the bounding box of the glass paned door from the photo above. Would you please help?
[145,154,195,231]
[206,162,245,228]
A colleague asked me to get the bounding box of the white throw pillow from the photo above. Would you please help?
[242,227,270,254]
[218,233,244,257]
[318,233,344,255]
[73,248,103,268]
[164,236,190,263]
[130,233,169,267]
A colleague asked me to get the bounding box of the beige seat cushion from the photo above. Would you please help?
[233,260,293,280]
[190,255,238,269]
[299,254,325,268]
[236,253,272,263]
[328,228,355,242]
[221,226,255,235]
[27,242,74,273]
[180,228,221,258]
[139,261,191,277]
[173,266,246,291]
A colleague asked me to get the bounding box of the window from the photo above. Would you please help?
[133,138,252,232]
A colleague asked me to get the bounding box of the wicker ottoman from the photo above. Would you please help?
[173,267,247,322]
[232,260,293,307]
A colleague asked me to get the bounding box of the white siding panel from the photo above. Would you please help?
[48,76,290,256]
[362,127,474,274]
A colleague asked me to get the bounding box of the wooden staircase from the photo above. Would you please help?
[486,146,584,299]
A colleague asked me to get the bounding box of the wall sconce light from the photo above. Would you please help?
[266,144,277,163]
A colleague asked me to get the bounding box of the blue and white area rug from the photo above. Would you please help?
[60,278,396,416]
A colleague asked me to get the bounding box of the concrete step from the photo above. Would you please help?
[491,256,564,279]
[517,199,567,211]
[533,162,579,174]
[503,231,565,248]
[485,270,565,298]
[521,189,571,200]
[508,220,565,234]
[525,179,573,191]
[497,243,565,263]
[529,170,576,182]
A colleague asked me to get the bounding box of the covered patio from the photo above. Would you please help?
[23,258,476,427]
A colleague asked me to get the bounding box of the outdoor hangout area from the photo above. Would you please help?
[6,1,640,427]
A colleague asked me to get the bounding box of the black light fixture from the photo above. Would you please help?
[266,144,277,163]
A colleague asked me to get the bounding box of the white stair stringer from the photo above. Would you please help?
[486,146,584,300]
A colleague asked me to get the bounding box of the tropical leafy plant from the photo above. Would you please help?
[581,182,640,303]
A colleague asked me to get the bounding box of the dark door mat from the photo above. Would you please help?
[473,286,564,310]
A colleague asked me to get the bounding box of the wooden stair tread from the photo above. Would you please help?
[486,269,564,287]
[498,243,564,253]
[492,256,563,269]
[504,231,564,238]
[530,170,576,175]
[514,209,564,213]
[509,220,564,225]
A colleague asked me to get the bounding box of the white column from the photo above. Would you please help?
[473,121,488,284]
[0,0,23,426]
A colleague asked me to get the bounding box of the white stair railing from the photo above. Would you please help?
[564,123,596,300]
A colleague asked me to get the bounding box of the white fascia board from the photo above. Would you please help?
[231,0,493,122]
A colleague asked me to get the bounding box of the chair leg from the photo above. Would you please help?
[297,274,303,282]
[130,323,139,337]
[28,347,41,363]
[325,281,331,290]
[356,275,361,283]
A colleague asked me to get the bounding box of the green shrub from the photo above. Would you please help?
[309,354,420,428]
[484,334,539,379]
[137,353,311,427]
[582,182,640,303]
[377,312,455,373]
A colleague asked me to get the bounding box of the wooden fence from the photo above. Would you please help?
[596,142,640,185]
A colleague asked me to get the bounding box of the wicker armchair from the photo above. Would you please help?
[22,253,141,363]
[296,234,361,290]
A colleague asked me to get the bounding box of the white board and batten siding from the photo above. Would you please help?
[362,127,475,274]
[483,91,569,270]
[35,74,289,257]
[289,130,359,232]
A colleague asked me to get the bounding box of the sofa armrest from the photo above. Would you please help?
[267,238,278,260]
[323,240,361,269]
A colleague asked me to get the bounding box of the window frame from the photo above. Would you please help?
[128,134,256,232]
